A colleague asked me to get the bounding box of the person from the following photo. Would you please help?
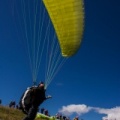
[9,101,16,108]
[63,116,66,120]
[0,99,2,105]
[44,109,49,116]
[19,82,52,120]
[41,108,45,114]
[74,116,79,120]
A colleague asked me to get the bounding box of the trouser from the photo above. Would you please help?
[19,101,31,114]
[22,105,38,120]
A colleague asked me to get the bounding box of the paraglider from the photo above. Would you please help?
[14,0,85,119]
[19,82,52,120]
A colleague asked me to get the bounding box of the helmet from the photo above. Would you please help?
[38,81,45,88]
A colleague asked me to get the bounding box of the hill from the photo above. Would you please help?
[0,105,54,120]
[0,105,26,120]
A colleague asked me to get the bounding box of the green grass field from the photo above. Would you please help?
[0,105,55,120]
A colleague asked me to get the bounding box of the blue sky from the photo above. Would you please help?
[0,0,120,120]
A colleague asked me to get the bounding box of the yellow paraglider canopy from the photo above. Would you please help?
[43,0,84,57]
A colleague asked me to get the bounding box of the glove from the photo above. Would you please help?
[46,95,52,99]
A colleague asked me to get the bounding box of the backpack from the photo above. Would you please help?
[19,86,37,109]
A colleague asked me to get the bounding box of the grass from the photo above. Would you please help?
[0,105,26,120]
[0,105,53,120]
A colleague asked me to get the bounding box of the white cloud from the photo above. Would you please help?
[94,106,120,120]
[59,104,92,116]
[59,104,120,120]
